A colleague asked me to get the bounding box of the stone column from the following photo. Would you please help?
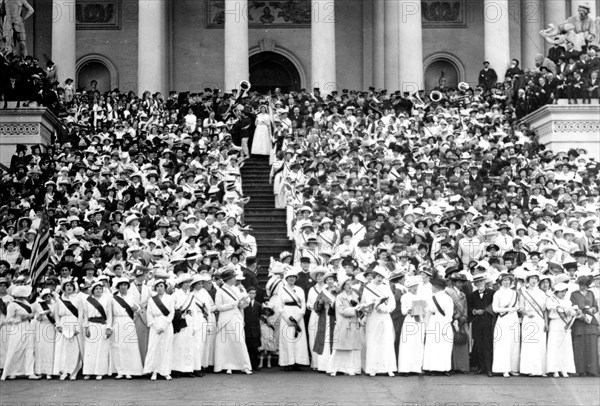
[311,0,337,93]
[521,0,544,70]
[384,0,400,91]
[224,0,249,93]
[372,0,385,89]
[484,0,511,82]
[398,0,423,92]
[138,0,169,95]
[543,0,566,54]
[51,0,76,83]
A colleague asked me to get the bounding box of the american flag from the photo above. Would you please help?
[29,211,51,294]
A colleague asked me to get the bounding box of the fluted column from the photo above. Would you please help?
[484,0,510,82]
[399,0,423,92]
[224,0,249,93]
[384,0,400,91]
[52,0,76,83]
[372,0,385,89]
[521,0,544,70]
[311,0,337,93]
[138,0,169,95]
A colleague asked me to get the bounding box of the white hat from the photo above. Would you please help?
[39,288,53,299]
[284,266,300,279]
[405,275,421,288]
[125,214,139,225]
[112,276,131,290]
[372,265,390,279]
[176,274,194,286]
[12,285,32,298]
[553,282,569,292]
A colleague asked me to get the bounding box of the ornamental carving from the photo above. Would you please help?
[207,0,312,28]
[422,0,466,27]
[553,120,600,133]
[76,0,121,30]
[0,123,40,136]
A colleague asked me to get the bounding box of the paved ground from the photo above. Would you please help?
[1,370,598,406]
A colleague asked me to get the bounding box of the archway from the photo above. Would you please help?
[423,53,466,92]
[76,55,118,92]
[249,51,301,93]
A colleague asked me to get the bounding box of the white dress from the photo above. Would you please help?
[171,289,196,373]
[398,292,425,373]
[111,293,143,376]
[199,288,216,368]
[0,294,14,369]
[422,291,454,372]
[306,284,323,369]
[32,300,56,375]
[251,113,272,155]
[82,295,113,376]
[1,301,35,379]
[53,295,83,376]
[492,287,521,373]
[519,287,547,375]
[191,290,208,370]
[545,296,576,374]
[327,291,362,375]
[213,285,252,372]
[361,282,397,374]
[143,293,175,376]
[277,283,310,366]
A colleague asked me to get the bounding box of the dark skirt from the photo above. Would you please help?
[572,334,600,375]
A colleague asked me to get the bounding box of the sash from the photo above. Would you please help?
[177,294,195,314]
[195,301,208,319]
[282,286,301,307]
[432,295,446,317]
[350,224,365,236]
[551,296,574,327]
[221,286,238,302]
[363,284,382,299]
[498,291,518,318]
[151,295,170,317]
[0,299,6,316]
[60,298,79,318]
[40,301,56,324]
[520,288,545,319]
[14,301,32,314]
[86,296,107,322]
[319,233,336,248]
[113,294,135,320]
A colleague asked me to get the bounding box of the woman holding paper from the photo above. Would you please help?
[312,270,338,372]
[398,276,425,374]
[361,265,396,376]
[214,268,252,374]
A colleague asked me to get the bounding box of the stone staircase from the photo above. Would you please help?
[241,155,293,288]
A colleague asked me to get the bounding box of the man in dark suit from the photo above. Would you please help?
[244,287,262,370]
[467,274,496,376]
[478,61,498,94]
[242,256,261,299]
[390,273,405,359]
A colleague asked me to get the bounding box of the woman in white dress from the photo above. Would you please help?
[278,266,310,370]
[190,274,210,376]
[0,285,39,380]
[213,269,253,374]
[492,272,521,377]
[143,279,175,380]
[53,279,83,380]
[111,277,143,379]
[82,281,113,380]
[251,105,272,156]
[171,274,196,376]
[32,288,56,379]
[0,277,14,372]
[519,270,548,377]
[361,265,397,376]
[199,278,217,370]
[422,277,454,374]
[306,267,326,370]
[546,282,577,377]
[328,277,362,376]
[398,276,425,374]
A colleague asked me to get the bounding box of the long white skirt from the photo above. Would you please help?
[111,316,143,376]
[364,312,397,374]
[34,320,56,375]
[191,313,206,370]
[328,349,361,374]
[398,317,425,373]
[202,315,216,368]
[546,319,576,373]
[422,315,453,372]
[278,307,310,366]
[307,310,319,369]
[172,315,195,373]
[83,322,111,376]
[53,326,82,376]
[213,309,252,372]
[519,314,546,375]
[251,124,271,155]
[1,321,35,378]
[492,312,520,373]
[143,324,174,376]
[0,322,9,368]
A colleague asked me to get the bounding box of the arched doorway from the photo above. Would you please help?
[76,55,118,93]
[249,51,301,93]
[424,59,460,91]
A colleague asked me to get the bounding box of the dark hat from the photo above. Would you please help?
[220,269,236,281]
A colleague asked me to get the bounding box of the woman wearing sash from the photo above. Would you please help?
[328,276,362,376]
[570,275,600,376]
[492,272,520,377]
[251,105,272,156]
[422,276,454,375]
[318,218,339,253]
[398,276,425,375]
[129,268,150,363]
[519,270,548,376]
[214,269,253,374]
[313,270,338,372]
[144,279,175,380]
[171,274,196,377]
[190,274,211,377]
[306,267,326,370]
[54,279,83,380]
[111,277,143,379]
[0,277,14,374]
[278,267,310,370]
[361,265,396,376]
[82,280,113,380]
[346,212,366,244]
[32,288,56,379]
[199,275,217,370]
[0,285,39,380]
[546,282,577,377]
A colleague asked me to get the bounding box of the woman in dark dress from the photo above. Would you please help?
[570,276,600,376]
